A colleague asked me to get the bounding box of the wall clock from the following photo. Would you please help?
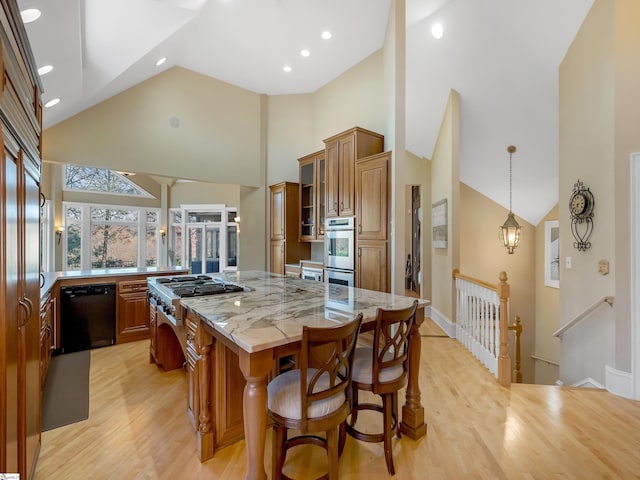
[569,179,594,251]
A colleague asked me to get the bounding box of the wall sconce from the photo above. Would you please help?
[55,225,64,245]
[499,145,521,254]
[159,228,166,243]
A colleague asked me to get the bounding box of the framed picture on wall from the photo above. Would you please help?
[545,220,559,288]
[432,198,447,249]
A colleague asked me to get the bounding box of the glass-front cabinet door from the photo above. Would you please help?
[298,150,325,242]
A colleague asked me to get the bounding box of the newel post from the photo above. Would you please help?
[497,271,511,386]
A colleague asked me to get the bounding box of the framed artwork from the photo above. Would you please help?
[432,198,448,249]
[545,220,559,288]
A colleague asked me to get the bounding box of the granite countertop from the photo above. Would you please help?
[40,266,188,298]
[180,270,429,353]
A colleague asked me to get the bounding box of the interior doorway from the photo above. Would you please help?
[405,185,421,298]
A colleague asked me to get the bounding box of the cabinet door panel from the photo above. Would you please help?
[270,240,285,274]
[117,292,150,343]
[356,154,389,241]
[325,140,339,218]
[338,133,355,216]
[2,146,19,474]
[23,166,41,479]
[357,241,389,293]
[270,186,285,240]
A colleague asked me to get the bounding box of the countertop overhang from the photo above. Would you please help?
[180,270,429,354]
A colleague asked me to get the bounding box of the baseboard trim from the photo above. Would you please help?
[428,306,455,338]
[571,377,605,389]
[605,365,633,399]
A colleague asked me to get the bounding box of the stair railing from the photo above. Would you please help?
[553,296,614,338]
[453,269,519,386]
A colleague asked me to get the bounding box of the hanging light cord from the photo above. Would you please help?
[507,145,516,213]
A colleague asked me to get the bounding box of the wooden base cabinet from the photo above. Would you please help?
[39,292,56,389]
[117,279,150,343]
[356,241,389,293]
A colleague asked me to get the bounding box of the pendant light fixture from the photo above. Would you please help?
[499,145,520,254]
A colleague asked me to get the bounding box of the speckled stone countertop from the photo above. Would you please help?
[40,266,188,298]
[180,270,429,353]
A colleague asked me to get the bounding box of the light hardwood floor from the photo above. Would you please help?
[34,320,640,479]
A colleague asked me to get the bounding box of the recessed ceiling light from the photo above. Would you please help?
[44,98,60,108]
[300,49,310,57]
[283,65,292,73]
[155,57,167,66]
[431,22,444,39]
[321,31,332,40]
[38,65,53,76]
[20,8,41,24]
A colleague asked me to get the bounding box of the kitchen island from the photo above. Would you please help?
[175,270,429,480]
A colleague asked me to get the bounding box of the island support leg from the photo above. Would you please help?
[239,349,273,480]
[400,305,428,439]
[196,326,214,462]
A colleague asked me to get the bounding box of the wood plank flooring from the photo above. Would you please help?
[34,320,640,479]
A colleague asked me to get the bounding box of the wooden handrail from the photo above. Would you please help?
[452,268,497,292]
[553,296,614,338]
[531,354,560,366]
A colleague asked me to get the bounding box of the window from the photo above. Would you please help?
[63,164,153,198]
[62,202,160,271]
[168,205,238,273]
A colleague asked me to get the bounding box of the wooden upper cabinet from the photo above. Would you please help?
[355,152,390,241]
[298,150,325,242]
[324,127,384,218]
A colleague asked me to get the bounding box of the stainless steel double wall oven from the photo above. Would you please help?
[324,216,355,287]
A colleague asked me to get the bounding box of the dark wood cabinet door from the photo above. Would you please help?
[23,167,41,480]
[117,280,150,343]
[2,145,20,475]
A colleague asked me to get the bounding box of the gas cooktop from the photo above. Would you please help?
[155,274,248,298]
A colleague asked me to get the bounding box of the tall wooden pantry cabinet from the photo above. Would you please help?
[355,152,391,293]
[0,3,44,479]
[269,182,310,274]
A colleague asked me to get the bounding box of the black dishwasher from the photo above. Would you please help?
[60,284,116,354]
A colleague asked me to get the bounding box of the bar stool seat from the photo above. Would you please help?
[346,300,418,476]
[268,313,363,480]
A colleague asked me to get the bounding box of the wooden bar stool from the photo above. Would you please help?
[346,300,418,475]
[268,313,363,480]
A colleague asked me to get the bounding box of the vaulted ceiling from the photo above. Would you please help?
[17,0,594,225]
